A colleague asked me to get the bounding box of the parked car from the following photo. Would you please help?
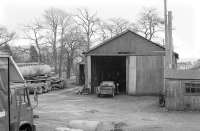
[96,81,116,97]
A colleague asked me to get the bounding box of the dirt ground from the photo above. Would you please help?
[33,87,200,131]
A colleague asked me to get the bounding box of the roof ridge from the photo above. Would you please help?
[85,29,179,59]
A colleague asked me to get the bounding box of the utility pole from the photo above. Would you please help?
[168,11,173,69]
[161,0,175,107]
[161,0,168,104]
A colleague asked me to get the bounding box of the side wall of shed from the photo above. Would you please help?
[165,79,184,110]
[136,55,164,95]
[166,79,200,110]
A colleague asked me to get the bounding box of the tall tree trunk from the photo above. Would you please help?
[86,32,90,50]
[66,64,71,79]
[53,28,57,73]
[34,30,42,63]
[58,28,64,78]
[36,45,41,63]
[84,33,90,88]
[66,56,72,79]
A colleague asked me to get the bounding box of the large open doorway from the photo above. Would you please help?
[91,56,126,94]
[78,64,85,85]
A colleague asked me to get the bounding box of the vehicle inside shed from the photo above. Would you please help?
[91,56,126,94]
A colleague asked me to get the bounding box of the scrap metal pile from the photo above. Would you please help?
[17,63,65,94]
[25,74,65,94]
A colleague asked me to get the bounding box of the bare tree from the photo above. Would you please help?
[75,8,99,51]
[0,26,15,46]
[11,46,30,62]
[29,45,39,62]
[44,8,60,73]
[97,20,112,41]
[40,46,53,65]
[0,44,12,55]
[63,27,86,78]
[136,8,164,40]
[23,20,44,63]
[109,18,130,34]
[98,18,137,41]
[57,10,73,78]
[75,8,99,88]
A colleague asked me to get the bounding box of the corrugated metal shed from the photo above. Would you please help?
[84,29,178,95]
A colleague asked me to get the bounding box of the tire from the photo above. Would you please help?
[97,94,100,97]
[19,125,32,131]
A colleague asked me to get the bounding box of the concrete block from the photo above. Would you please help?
[55,127,83,131]
[68,120,103,131]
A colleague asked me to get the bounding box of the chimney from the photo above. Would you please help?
[167,11,174,69]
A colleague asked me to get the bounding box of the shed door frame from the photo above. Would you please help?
[127,56,137,95]
[87,56,91,90]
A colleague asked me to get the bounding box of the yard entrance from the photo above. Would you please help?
[91,56,126,94]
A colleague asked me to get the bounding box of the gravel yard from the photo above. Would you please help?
[33,87,200,131]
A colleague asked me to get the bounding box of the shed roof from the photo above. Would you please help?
[85,29,178,58]
[165,69,200,80]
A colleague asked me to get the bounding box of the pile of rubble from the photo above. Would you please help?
[25,74,65,94]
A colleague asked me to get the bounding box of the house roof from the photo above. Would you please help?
[84,29,179,58]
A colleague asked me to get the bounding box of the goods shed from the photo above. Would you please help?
[84,29,178,95]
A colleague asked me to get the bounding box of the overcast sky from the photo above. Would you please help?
[0,0,199,61]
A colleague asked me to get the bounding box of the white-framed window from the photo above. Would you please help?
[185,82,200,94]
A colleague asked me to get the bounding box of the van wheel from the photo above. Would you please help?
[19,125,32,131]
